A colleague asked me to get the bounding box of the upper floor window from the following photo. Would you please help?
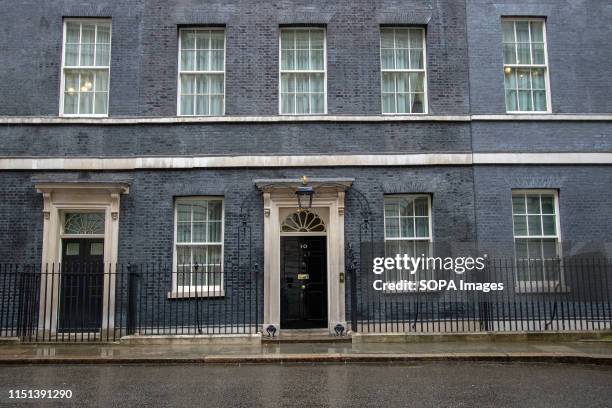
[279,28,326,115]
[512,190,561,288]
[173,197,224,295]
[380,27,427,114]
[61,20,111,116]
[178,28,225,116]
[384,195,432,283]
[502,19,550,113]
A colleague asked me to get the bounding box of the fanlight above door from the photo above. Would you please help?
[281,210,326,233]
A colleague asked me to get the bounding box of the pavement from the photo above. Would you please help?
[1,340,612,364]
[1,362,612,407]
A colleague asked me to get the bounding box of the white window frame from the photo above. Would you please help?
[176,27,226,116]
[171,196,224,298]
[278,27,327,115]
[383,194,433,286]
[511,189,565,292]
[59,18,112,117]
[502,18,552,114]
[379,27,428,115]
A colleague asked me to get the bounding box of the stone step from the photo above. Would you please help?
[261,329,352,344]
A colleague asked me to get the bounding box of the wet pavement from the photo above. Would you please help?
[0,362,611,407]
[0,340,611,364]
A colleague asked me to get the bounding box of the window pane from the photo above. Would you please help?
[530,21,544,42]
[210,50,224,70]
[516,43,531,64]
[518,90,532,111]
[399,198,413,216]
[177,222,191,243]
[409,49,423,69]
[94,93,107,114]
[395,30,409,48]
[542,215,556,235]
[177,204,191,221]
[410,73,424,93]
[415,218,429,237]
[505,90,518,111]
[95,44,110,66]
[380,30,394,48]
[515,21,530,42]
[310,30,324,49]
[310,74,324,92]
[181,50,196,71]
[195,95,208,115]
[95,70,109,92]
[66,23,80,43]
[192,202,207,221]
[382,73,395,92]
[513,215,527,235]
[296,93,309,114]
[281,30,294,49]
[531,69,546,89]
[81,44,95,66]
[396,92,409,113]
[311,93,324,113]
[281,49,295,70]
[501,21,515,43]
[526,195,540,213]
[532,43,545,64]
[382,94,395,113]
[210,95,223,115]
[97,24,111,43]
[208,201,222,220]
[64,93,78,114]
[210,31,224,49]
[533,91,547,111]
[79,92,93,114]
[208,221,222,242]
[296,49,309,70]
[196,50,209,71]
[401,218,415,238]
[311,49,324,70]
[209,74,223,94]
[503,43,516,64]
[181,74,196,94]
[384,201,399,216]
[381,49,394,70]
[541,196,555,214]
[512,196,526,214]
[385,218,400,238]
[65,44,80,66]
[411,93,425,113]
[396,73,409,93]
[414,197,428,216]
[181,95,194,115]
[81,24,95,43]
[395,49,409,69]
[281,92,295,114]
[193,222,207,242]
[295,30,309,49]
[528,215,542,235]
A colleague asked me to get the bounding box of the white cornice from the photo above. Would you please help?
[1,152,612,170]
[1,113,612,125]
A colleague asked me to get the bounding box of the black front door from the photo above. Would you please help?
[281,236,327,329]
[59,239,104,332]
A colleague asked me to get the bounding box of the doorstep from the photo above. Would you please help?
[120,333,261,346]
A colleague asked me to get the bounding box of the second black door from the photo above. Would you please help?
[281,236,327,329]
[59,239,104,332]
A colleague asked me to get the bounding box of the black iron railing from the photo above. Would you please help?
[347,257,612,333]
[0,263,261,342]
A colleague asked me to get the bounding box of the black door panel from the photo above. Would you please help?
[281,236,327,329]
[59,239,104,332]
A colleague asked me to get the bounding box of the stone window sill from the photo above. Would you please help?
[167,289,224,299]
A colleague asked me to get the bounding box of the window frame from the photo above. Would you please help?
[379,26,429,115]
[171,196,225,297]
[501,17,552,114]
[278,26,328,115]
[383,194,433,286]
[176,27,226,117]
[59,18,112,117]
[511,189,565,292]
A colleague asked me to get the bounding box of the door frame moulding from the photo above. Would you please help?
[255,178,353,335]
[35,182,129,337]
